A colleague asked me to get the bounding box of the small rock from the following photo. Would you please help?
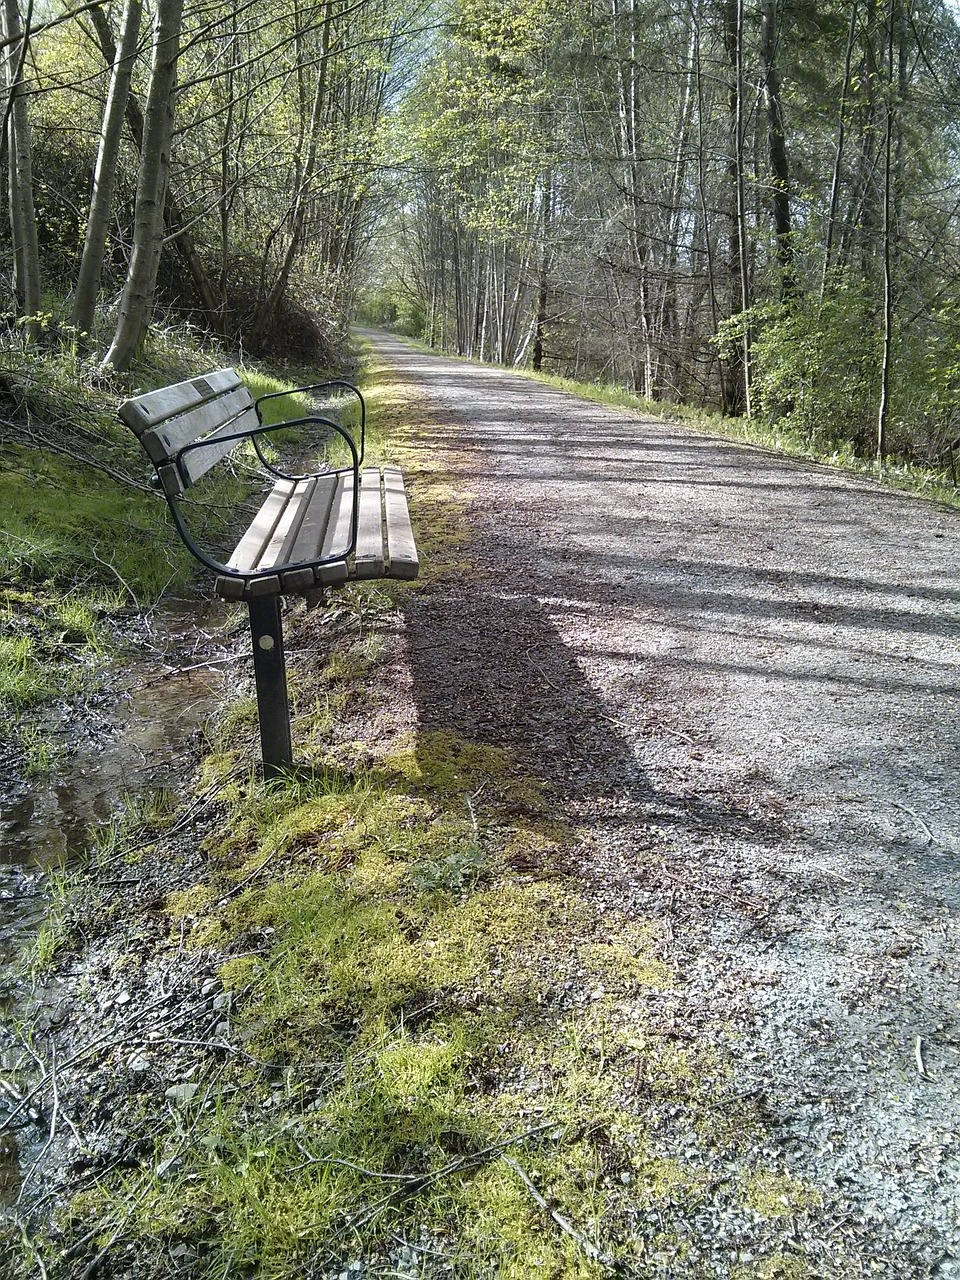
[164,1083,199,1105]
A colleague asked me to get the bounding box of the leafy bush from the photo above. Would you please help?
[744,279,880,451]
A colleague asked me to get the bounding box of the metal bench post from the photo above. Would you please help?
[248,596,293,775]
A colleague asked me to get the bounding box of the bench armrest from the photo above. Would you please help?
[254,381,365,468]
[166,416,360,583]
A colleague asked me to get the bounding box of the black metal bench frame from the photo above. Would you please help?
[118,369,418,775]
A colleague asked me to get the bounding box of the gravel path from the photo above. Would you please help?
[369,331,960,1276]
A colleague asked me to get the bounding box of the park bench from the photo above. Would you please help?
[118,368,418,774]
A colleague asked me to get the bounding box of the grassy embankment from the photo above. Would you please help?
[14,349,831,1277]
[0,334,325,768]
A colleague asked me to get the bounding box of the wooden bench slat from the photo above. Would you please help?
[316,471,354,586]
[279,473,339,591]
[141,387,257,471]
[119,369,244,434]
[354,467,386,579]
[179,406,262,488]
[255,477,318,574]
[383,466,419,580]
[227,478,299,574]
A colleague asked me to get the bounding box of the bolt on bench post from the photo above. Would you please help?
[248,596,293,775]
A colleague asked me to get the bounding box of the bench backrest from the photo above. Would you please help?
[118,368,257,497]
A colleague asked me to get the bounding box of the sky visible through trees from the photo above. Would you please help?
[4,0,960,467]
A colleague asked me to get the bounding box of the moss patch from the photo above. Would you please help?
[51,714,822,1276]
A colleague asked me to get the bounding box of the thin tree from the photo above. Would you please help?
[2,0,41,341]
[760,0,793,297]
[102,0,184,371]
[71,0,143,340]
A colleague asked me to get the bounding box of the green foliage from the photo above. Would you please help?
[394,0,572,250]
[900,304,960,465]
[0,633,63,709]
[731,281,880,450]
[29,693,829,1276]
[355,287,426,338]
[16,722,65,777]
[409,835,486,894]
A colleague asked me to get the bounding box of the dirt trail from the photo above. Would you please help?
[369,331,960,1274]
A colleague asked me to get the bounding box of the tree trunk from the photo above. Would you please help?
[87,4,223,338]
[102,0,184,371]
[877,0,905,460]
[822,0,858,298]
[721,0,749,415]
[3,0,41,341]
[760,0,793,297]
[71,0,142,339]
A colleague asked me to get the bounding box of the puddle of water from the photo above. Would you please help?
[0,600,229,977]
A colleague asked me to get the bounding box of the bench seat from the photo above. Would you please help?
[216,466,419,600]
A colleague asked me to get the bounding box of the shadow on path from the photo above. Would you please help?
[402,572,792,853]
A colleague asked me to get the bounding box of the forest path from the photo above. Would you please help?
[367,330,960,1271]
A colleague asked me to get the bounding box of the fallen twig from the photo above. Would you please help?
[15,1219,48,1280]
[325,1122,556,1243]
[216,841,286,906]
[465,792,481,842]
[143,653,248,684]
[501,1156,605,1265]
[600,709,697,744]
[889,801,935,846]
[16,1044,59,1202]
[657,865,763,911]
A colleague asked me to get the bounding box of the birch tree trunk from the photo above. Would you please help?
[71,0,143,338]
[87,4,223,335]
[2,0,41,341]
[102,0,183,372]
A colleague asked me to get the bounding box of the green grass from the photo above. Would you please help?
[0,446,182,602]
[35,593,824,1277]
[72,750,661,1274]
[50,725,821,1277]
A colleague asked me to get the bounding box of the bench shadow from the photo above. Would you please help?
[400,573,792,856]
